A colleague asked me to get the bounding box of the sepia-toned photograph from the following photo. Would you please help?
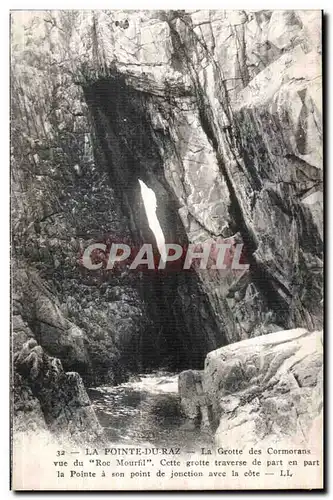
[10,9,323,490]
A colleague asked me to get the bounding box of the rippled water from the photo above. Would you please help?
[88,372,213,449]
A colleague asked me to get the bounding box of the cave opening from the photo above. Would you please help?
[138,179,166,264]
[83,75,227,374]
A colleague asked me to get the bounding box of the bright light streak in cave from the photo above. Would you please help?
[139,179,166,263]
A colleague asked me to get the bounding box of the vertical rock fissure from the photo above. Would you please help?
[83,76,227,372]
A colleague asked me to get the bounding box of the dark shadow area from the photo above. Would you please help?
[83,76,227,372]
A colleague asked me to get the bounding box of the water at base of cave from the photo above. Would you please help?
[88,372,213,448]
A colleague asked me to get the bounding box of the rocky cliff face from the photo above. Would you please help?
[179,328,323,449]
[11,10,322,438]
[13,322,102,444]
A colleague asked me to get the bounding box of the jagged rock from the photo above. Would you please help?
[12,261,146,385]
[12,266,91,373]
[11,10,322,438]
[13,372,48,433]
[12,315,31,353]
[267,11,303,49]
[200,328,323,448]
[14,339,102,444]
[178,370,210,427]
[12,9,322,357]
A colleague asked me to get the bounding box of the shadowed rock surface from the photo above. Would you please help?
[13,334,102,444]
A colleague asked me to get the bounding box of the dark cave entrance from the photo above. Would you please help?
[83,75,227,373]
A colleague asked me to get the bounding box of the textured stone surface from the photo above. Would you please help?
[12,10,322,350]
[178,370,207,423]
[201,328,323,448]
[13,335,102,443]
[11,10,323,438]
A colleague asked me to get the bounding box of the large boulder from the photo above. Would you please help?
[202,328,323,448]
